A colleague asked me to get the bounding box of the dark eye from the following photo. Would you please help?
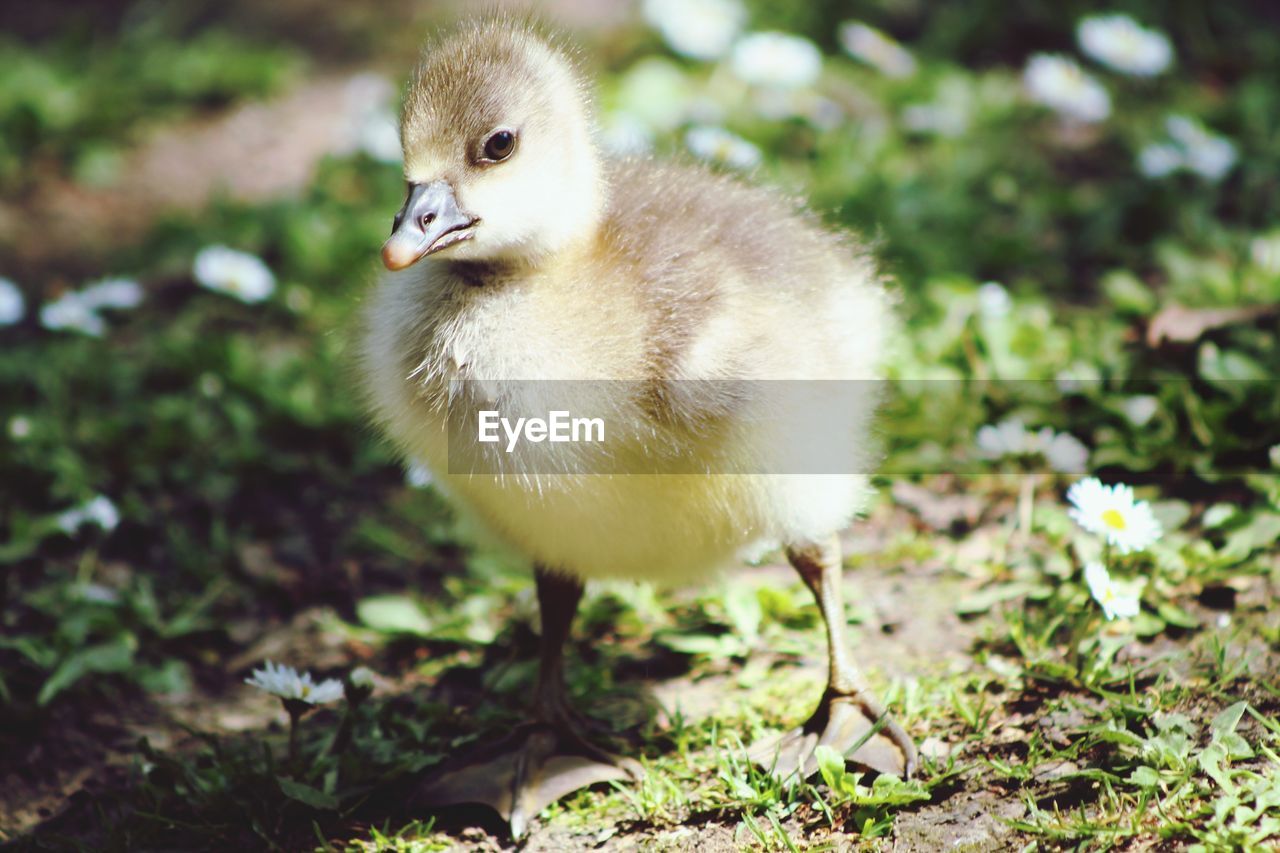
[482,130,516,162]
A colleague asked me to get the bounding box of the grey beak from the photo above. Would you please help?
[381,180,479,270]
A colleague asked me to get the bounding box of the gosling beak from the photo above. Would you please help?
[381,180,479,270]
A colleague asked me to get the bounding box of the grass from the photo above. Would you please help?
[3,1,1280,850]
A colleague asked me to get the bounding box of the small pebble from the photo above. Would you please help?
[919,736,952,760]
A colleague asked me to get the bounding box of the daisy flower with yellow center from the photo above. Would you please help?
[1084,562,1144,621]
[1067,477,1162,553]
[245,660,344,705]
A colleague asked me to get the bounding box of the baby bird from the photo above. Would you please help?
[359,18,916,836]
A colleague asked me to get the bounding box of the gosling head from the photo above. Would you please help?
[382,20,603,270]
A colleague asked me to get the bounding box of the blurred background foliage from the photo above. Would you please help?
[0,0,1278,845]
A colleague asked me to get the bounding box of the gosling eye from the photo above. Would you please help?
[480,129,517,163]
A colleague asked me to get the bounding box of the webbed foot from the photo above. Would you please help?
[751,689,917,782]
[413,721,641,839]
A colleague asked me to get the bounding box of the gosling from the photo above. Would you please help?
[359,18,916,836]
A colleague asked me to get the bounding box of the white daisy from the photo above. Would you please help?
[40,294,106,337]
[1167,115,1237,181]
[343,73,402,164]
[193,246,276,304]
[1077,15,1172,77]
[977,281,1012,318]
[685,125,762,170]
[1121,395,1159,426]
[349,666,376,690]
[976,419,1089,473]
[8,415,31,440]
[1187,136,1237,182]
[57,495,121,533]
[73,582,120,604]
[358,109,403,163]
[405,460,433,488]
[600,112,654,156]
[1137,142,1183,178]
[1067,477,1162,553]
[1023,54,1111,123]
[1037,429,1089,474]
[839,22,917,78]
[1140,116,1237,182]
[78,277,144,311]
[246,661,344,705]
[84,496,120,530]
[0,277,25,326]
[1084,561,1144,621]
[1250,231,1280,275]
[976,418,1036,458]
[643,0,745,61]
[730,32,823,90]
[1055,362,1101,393]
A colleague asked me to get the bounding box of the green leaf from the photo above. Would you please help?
[355,595,433,636]
[954,581,1045,616]
[1211,702,1248,741]
[1131,611,1167,638]
[1217,732,1254,761]
[1197,742,1235,792]
[37,639,136,706]
[814,744,846,793]
[1151,500,1191,533]
[0,635,58,668]
[1222,513,1280,562]
[1102,270,1157,315]
[277,776,338,811]
[136,659,193,696]
[0,535,40,564]
[865,775,932,806]
[1128,766,1160,788]
[1198,342,1269,391]
[1157,602,1199,629]
[722,584,762,643]
[1092,728,1145,748]
[1202,503,1240,530]
[657,632,738,657]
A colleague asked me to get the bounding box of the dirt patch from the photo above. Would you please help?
[893,789,1026,851]
[0,72,393,279]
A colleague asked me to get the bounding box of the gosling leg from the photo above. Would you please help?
[751,534,917,780]
[414,567,639,838]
